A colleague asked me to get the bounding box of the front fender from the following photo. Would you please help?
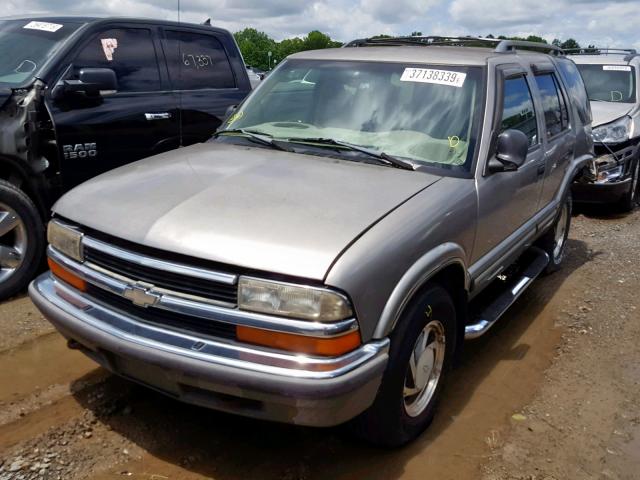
[372,243,469,338]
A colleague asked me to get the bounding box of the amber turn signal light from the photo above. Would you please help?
[48,258,87,292]
[236,326,361,357]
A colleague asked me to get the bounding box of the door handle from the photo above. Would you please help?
[537,163,546,176]
[145,113,172,121]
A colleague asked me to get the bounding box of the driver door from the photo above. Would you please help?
[47,24,179,189]
[473,65,546,266]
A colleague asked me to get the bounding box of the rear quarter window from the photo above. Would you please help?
[555,59,592,125]
[163,30,236,90]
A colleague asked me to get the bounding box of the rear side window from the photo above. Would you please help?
[500,76,538,146]
[555,59,592,125]
[534,73,569,137]
[73,28,161,92]
[164,30,236,90]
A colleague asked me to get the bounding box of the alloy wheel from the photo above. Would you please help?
[0,203,27,283]
[403,320,446,418]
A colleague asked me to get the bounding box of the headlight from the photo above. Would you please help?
[238,277,353,321]
[596,164,624,183]
[47,220,84,262]
[592,116,631,144]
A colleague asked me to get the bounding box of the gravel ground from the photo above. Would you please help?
[0,207,638,479]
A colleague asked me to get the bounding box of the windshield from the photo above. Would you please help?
[577,64,637,103]
[220,59,484,172]
[0,20,81,87]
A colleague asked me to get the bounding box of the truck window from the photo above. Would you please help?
[534,73,569,137]
[72,28,161,92]
[555,59,592,125]
[500,76,538,147]
[164,30,236,90]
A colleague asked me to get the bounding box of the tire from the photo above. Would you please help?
[617,158,640,213]
[537,192,572,274]
[0,180,45,300]
[350,284,456,447]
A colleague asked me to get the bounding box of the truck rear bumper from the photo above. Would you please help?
[29,274,388,427]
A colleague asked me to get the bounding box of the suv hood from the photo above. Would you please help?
[590,101,635,127]
[54,142,441,280]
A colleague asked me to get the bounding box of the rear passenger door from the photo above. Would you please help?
[531,64,575,209]
[161,28,250,146]
[49,24,180,188]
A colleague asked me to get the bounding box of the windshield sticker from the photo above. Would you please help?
[23,21,63,32]
[603,65,632,71]
[101,38,119,61]
[400,68,466,87]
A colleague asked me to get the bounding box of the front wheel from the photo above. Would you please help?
[351,284,456,447]
[0,180,45,299]
[537,193,572,274]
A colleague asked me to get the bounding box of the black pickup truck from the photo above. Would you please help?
[0,16,251,298]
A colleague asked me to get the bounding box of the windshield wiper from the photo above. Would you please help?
[216,129,293,152]
[285,137,416,171]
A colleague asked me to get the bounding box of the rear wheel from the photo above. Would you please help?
[618,158,639,212]
[351,284,456,447]
[0,180,45,299]
[537,193,572,274]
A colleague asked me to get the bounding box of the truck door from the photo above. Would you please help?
[474,65,546,262]
[160,27,250,146]
[48,25,179,189]
[530,65,575,209]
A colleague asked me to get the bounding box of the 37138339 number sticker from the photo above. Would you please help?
[400,68,467,87]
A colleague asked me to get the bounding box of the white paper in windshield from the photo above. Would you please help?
[400,68,467,87]
[603,65,631,71]
[23,21,63,33]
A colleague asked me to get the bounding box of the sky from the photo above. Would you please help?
[4,0,640,49]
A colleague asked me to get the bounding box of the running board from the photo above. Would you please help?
[465,247,550,340]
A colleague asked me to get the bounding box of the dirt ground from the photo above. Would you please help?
[0,207,638,480]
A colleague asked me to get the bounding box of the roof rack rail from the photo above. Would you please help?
[343,36,563,56]
[564,48,637,56]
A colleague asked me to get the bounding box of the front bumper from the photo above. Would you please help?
[572,143,637,204]
[29,274,389,427]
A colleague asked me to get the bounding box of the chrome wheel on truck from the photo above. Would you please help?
[0,180,44,299]
[0,203,28,284]
[403,320,446,418]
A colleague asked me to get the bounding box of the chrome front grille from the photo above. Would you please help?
[82,236,238,307]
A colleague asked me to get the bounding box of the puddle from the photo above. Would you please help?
[0,332,97,403]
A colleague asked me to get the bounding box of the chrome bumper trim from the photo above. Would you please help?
[48,246,358,338]
[34,274,389,380]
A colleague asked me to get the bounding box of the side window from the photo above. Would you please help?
[500,76,538,147]
[555,59,592,125]
[164,30,236,90]
[73,28,161,92]
[534,73,569,137]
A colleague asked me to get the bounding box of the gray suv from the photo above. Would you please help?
[567,48,640,210]
[30,37,593,446]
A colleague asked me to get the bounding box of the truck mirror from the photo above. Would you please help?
[63,68,118,96]
[488,129,529,173]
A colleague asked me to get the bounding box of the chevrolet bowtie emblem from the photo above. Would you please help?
[123,282,161,308]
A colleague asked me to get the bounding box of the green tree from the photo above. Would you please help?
[561,38,580,50]
[303,30,342,50]
[233,28,276,70]
[410,31,423,37]
[525,35,548,44]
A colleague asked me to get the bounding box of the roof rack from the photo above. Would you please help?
[343,35,564,56]
[564,48,640,62]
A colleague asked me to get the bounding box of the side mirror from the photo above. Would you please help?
[488,129,529,173]
[224,104,238,120]
[63,68,118,96]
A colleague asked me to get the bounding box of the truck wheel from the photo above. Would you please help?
[618,158,639,212]
[538,193,572,274]
[351,284,456,447]
[0,180,45,300]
